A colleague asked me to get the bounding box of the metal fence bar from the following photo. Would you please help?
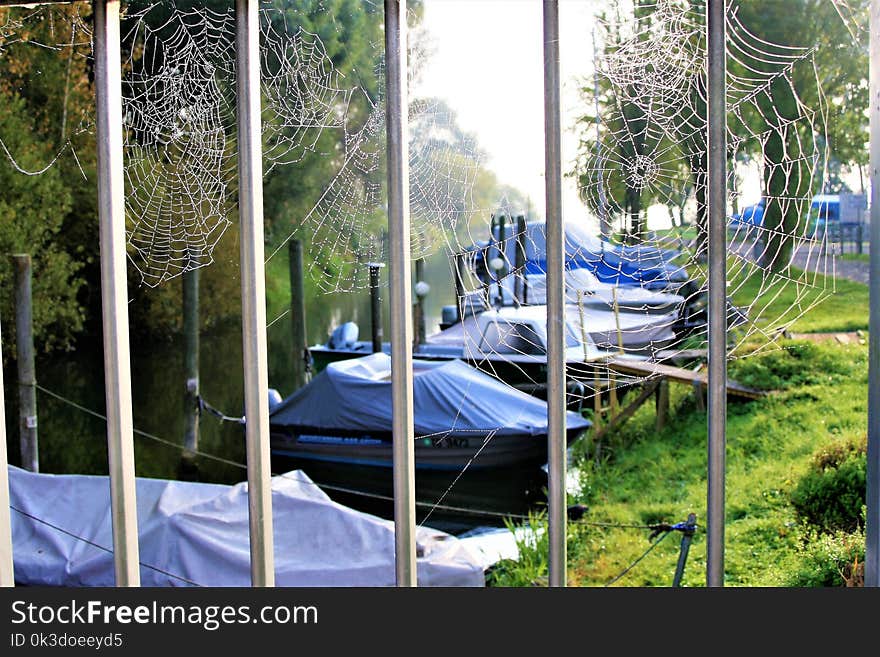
[866,0,880,588]
[235,0,274,587]
[706,0,727,588]
[94,0,140,587]
[384,0,417,587]
[543,0,567,588]
[0,318,14,587]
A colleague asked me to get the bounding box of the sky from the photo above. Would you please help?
[409,0,775,231]
[411,0,599,228]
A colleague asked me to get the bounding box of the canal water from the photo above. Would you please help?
[3,248,550,533]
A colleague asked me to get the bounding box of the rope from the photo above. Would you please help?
[197,396,245,424]
[604,528,675,587]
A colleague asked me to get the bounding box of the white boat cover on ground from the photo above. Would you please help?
[8,466,486,587]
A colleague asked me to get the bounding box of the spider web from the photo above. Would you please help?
[120,3,353,287]
[0,4,93,177]
[417,0,865,426]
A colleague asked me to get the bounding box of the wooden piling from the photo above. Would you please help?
[288,239,310,389]
[414,258,426,348]
[12,254,38,472]
[369,263,384,353]
[183,267,199,453]
[655,378,670,431]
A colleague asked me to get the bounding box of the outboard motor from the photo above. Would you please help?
[327,321,359,349]
[267,388,283,411]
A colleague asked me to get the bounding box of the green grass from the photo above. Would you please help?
[729,267,869,334]
[489,270,870,587]
[840,253,870,264]
[694,261,871,334]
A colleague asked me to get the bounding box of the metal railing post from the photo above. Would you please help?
[235,0,274,587]
[0,317,14,587]
[865,0,880,588]
[94,0,140,586]
[706,0,728,588]
[384,0,417,587]
[543,0,567,588]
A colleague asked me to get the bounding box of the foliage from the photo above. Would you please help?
[789,435,867,534]
[485,511,550,587]
[732,0,868,272]
[785,523,866,587]
[0,92,85,358]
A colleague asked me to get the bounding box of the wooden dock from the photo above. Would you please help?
[606,357,767,401]
[588,356,768,451]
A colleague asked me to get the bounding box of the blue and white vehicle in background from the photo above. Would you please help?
[472,216,690,296]
[730,193,867,236]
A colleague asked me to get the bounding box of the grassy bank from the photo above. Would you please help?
[489,265,869,587]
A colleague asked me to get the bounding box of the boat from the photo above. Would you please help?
[8,465,487,586]
[471,214,692,294]
[268,352,592,472]
[307,302,673,416]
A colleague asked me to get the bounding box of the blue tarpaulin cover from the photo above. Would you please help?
[8,466,486,587]
[269,352,591,437]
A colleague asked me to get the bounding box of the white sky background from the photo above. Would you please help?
[411,0,600,230]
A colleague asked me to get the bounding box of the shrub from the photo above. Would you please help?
[790,436,866,534]
[785,524,865,587]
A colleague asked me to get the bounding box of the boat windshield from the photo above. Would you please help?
[479,320,581,355]
[480,321,544,355]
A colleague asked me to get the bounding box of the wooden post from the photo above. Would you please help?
[413,258,426,347]
[369,263,384,353]
[183,267,199,451]
[288,239,310,389]
[655,378,670,431]
[11,254,38,472]
[513,214,527,304]
[181,266,199,480]
[453,252,466,310]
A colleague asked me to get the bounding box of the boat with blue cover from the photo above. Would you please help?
[268,352,591,471]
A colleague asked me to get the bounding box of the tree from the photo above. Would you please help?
[573,0,702,245]
[0,93,85,358]
[0,4,93,358]
[732,0,868,271]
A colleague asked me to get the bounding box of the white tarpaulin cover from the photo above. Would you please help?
[8,466,486,587]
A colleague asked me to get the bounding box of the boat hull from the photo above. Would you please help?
[269,427,585,472]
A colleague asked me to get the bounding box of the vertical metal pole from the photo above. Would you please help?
[384,0,417,587]
[235,0,274,587]
[865,0,880,588]
[94,0,140,587]
[0,317,15,587]
[543,0,567,588]
[11,255,37,473]
[183,268,199,454]
[288,240,310,390]
[706,0,727,588]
